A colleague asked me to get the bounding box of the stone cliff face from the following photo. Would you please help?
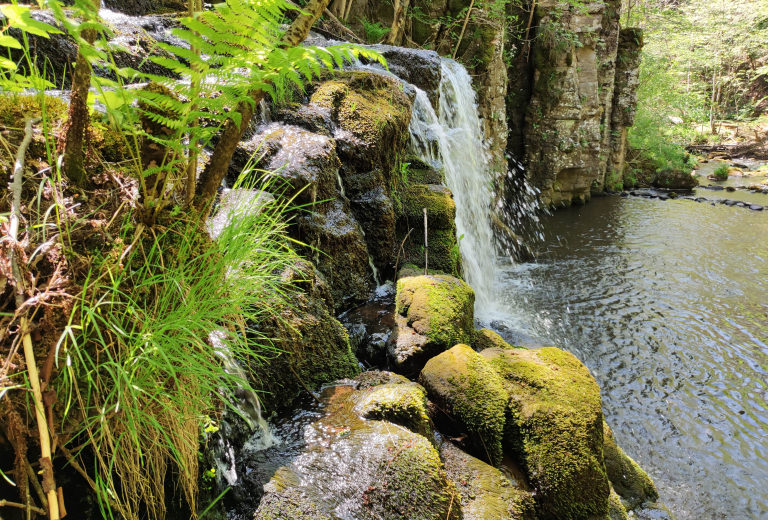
[331,0,643,209]
[521,0,642,207]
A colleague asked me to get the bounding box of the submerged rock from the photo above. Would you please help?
[603,422,658,509]
[482,347,610,520]
[254,384,461,520]
[389,272,475,375]
[420,345,508,466]
[440,440,536,520]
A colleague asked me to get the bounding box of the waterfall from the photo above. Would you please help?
[409,60,499,315]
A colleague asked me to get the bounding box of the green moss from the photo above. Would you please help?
[420,344,508,466]
[607,487,629,520]
[440,441,536,520]
[399,184,456,227]
[354,382,433,438]
[473,328,524,351]
[399,229,461,277]
[396,273,474,348]
[367,434,461,520]
[255,469,335,520]
[482,346,610,520]
[603,422,658,509]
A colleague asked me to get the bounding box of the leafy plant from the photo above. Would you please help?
[713,164,729,180]
[360,17,390,43]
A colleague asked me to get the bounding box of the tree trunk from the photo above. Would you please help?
[195,0,333,209]
[62,27,97,185]
[386,0,410,45]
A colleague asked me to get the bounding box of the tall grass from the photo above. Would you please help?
[55,172,299,519]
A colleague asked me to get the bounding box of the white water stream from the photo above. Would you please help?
[408,60,501,315]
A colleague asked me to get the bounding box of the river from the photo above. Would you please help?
[487,181,768,519]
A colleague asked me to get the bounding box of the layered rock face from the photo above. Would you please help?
[522,0,643,206]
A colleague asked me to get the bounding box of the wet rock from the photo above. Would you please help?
[340,301,395,367]
[354,381,433,438]
[254,384,461,520]
[440,440,536,520]
[253,260,359,413]
[396,183,460,275]
[272,103,334,136]
[353,370,411,389]
[233,123,340,205]
[369,45,442,111]
[603,422,658,509]
[310,71,412,275]
[419,345,508,466]
[294,199,373,309]
[207,188,274,239]
[389,272,475,375]
[482,347,610,520]
[102,0,184,16]
[749,204,764,211]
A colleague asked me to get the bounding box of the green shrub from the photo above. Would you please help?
[360,18,390,43]
[713,165,729,180]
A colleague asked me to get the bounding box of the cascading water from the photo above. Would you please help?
[408,59,544,316]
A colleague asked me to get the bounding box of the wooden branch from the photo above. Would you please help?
[452,0,476,60]
[195,0,333,209]
[0,499,47,516]
[9,118,60,520]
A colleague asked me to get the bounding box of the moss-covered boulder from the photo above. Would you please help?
[481,347,610,520]
[440,441,536,520]
[396,183,460,275]
[309,72,412,277]
[419,345,508,466]
[473,328,522,351]
[389,273,475,375]
[354,381,433,438]
[254,260,359,412]
[603,422,658,509]
[255,383,461,520]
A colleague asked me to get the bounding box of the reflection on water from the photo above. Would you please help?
[489,195,768,519]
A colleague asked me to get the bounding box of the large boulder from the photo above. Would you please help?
[253,260,359,412]
[369,45,443,111]
[440,441,536,520]
[389,272,475,375]
[419,345,508,466]
[254,382,461,520]
[603,422,658,509]
[481,346,610,520]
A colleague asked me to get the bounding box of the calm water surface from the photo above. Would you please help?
[490,189,768,519]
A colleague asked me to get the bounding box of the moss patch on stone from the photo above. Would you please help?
[440,440,536,520]
[473,328,524,351]
[419,345,508,466]
[254,260,359,412]
[354,382,433,438]
[481,346,610,520]
[396,273,474,347]
[603,421,658,509]
[607,486,629,520]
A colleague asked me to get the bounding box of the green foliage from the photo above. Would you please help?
[359,17,390,43]
[713,164,729,180]
[0,3,60,91]
[55,171,299,518]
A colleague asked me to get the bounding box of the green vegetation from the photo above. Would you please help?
[360,17,390,43]
[627,0,768,177]
[713,164,730,180]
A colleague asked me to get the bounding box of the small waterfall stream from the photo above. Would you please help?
[408,60,500,314]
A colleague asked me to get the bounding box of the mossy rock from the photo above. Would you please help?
[254,260,359,413]
[310,71,411,176]
[607,487,629,520]
[440,441,536,520]
[398,228,461,277]
[389,273,474,375]
[256,382,461,520]
[354,382,433,438]
[419,345,508,466]
[603,422,658,509]
[399,184,456,228]
[473,328,523,351]
[353,370,411,389]
[481,347,610,520]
